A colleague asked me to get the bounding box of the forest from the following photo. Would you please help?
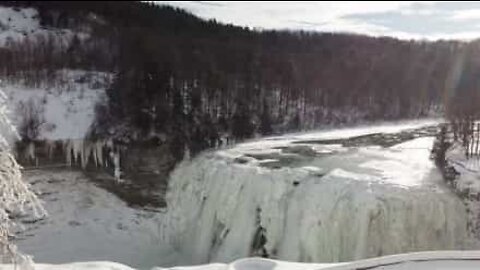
[0,1,477,160]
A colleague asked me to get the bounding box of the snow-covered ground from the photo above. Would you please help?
[4,251,480,270]
[0,6,108,143]
[2,69,111,141]
[13,169,169,269]
[0,7,47,46]
[0,6,85,47]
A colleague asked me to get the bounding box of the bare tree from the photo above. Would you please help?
[16,99,45,142]
[0,90,45,264]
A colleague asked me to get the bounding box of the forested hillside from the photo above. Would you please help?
[0,1,475,160]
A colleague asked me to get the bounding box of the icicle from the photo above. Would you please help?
[72,139,84,166]
[24,141,35,163]
[92,142,98,167]
[82,140,93,169]
[95,141,104,167]
[64,139,73,166]
[114,153,121,181]
[45,140,56,160]
[109,149,122,182]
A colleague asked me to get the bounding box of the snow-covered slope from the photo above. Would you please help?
[2,69,111,140]
[0,6,76,47]
[161,120,473,265]
[0,7,43,46]
[0,6,108,141]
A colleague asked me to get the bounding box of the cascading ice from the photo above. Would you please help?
[161,124,472,265]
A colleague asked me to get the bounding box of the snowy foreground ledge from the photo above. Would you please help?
[4,251,480,270]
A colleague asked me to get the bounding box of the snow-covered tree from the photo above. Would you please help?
[0,89,45,264]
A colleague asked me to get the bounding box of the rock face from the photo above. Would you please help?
[122,141,176,187]
[119,141,177,208]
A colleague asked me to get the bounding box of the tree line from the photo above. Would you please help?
[0,1,477,160]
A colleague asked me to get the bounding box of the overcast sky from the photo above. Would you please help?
[158,1,480,40]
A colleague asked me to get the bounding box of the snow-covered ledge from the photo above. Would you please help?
[3,251,480,270]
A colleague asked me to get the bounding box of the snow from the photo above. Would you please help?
[265,118,439,143]
[359,137,441,187]
[444,142,480,241]
[320,250,480,269]
[0,90,18,146]
[0,7,41,46]
[2,70,112,141]
[4,251,480,270]
[445,143,480,196]
[1,70,115,169]
[222,118,440,159]
[0,6,77,48]
[13,169,167,269]
[0,261,136,270]
[161,120,472,265]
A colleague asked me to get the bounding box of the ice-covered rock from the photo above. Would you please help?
[161,122,472,265]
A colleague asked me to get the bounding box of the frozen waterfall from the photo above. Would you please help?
[161,121,473,265]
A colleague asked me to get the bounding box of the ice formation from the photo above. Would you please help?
[64,139,110,168]
[1,69,121,173]
[162,122,472,265]
[19,138,118,172]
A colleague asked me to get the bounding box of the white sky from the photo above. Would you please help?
[157,1,480,40]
